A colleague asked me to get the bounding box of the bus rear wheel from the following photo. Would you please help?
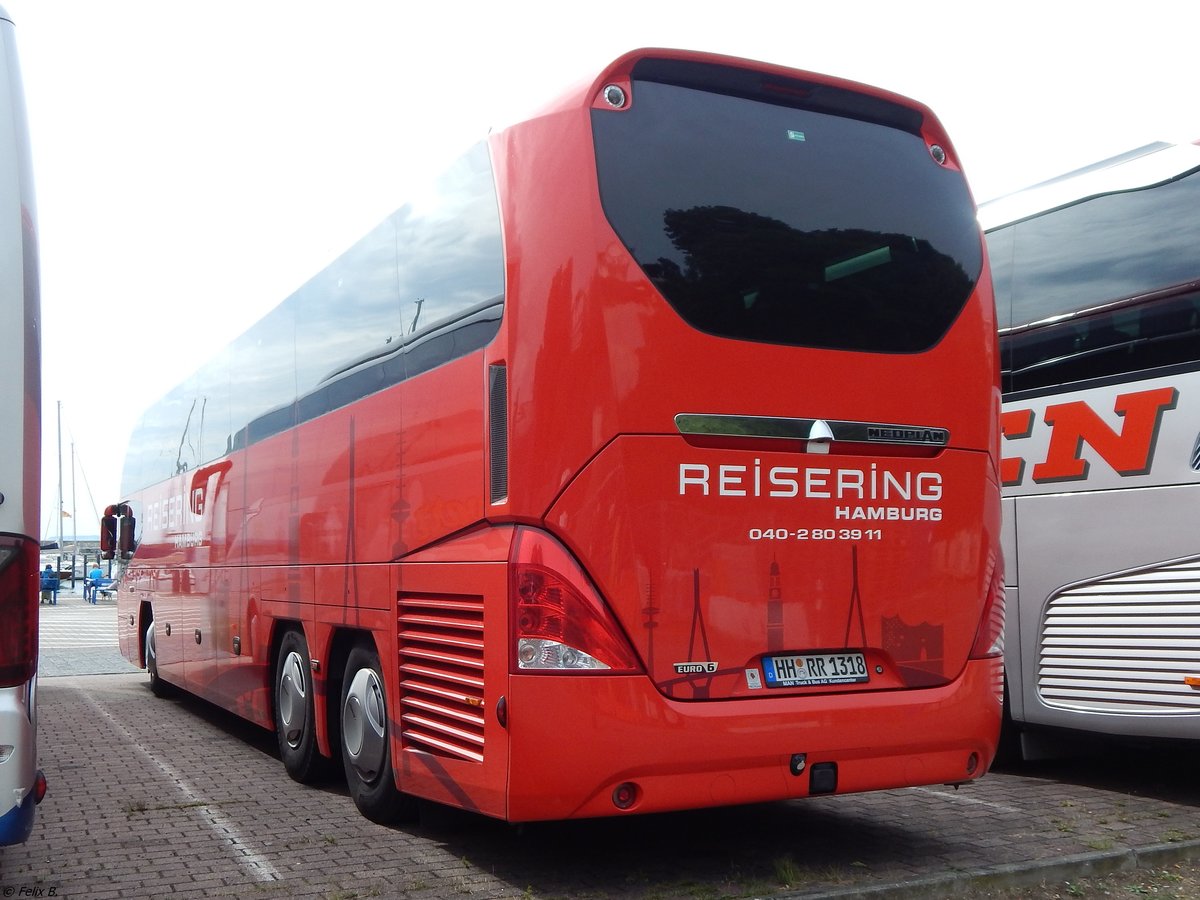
[144,616,173,698]
[340,644,417,823]
[274,629,327,783]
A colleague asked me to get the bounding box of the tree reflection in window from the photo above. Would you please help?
[645,205,972,353]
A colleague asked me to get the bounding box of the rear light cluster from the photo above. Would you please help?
[509,527,642,674]
[969,551,1006,659]
[0,534,39,687]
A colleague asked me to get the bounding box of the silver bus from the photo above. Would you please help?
[981,140,1200,757]
[0,3,45,845]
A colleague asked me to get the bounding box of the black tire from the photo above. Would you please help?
[145,616,173,698]
[994,677,1023,767]
[340,644,417,823]
[274,629,327,783]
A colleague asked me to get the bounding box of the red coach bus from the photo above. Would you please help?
[0,3,46,846]
[108,48,1004,823]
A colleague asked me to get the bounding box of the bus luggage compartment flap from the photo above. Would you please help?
[546,435,997,700]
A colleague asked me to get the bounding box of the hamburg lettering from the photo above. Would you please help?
[835,506,942,521]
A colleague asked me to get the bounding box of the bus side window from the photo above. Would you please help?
[1131,293,1200,371]
[985,226,1015,331]
[1004,322,1081,392]
[1006,291,1200,392]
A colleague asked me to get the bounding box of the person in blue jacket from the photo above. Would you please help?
[40,564,60,604]
[86,563,104,603]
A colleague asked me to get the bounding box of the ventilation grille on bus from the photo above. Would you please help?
[397,591,485,763]
[488,364,508,503]
[1038,556,1200,715]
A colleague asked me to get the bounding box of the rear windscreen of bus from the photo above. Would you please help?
[591,77,982,353]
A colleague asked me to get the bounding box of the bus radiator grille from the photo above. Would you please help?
[1037,555,1200,715]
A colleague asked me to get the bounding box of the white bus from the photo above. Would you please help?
[0,3,45,845]
[981,140,1200,757]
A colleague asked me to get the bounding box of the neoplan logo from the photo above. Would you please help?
[867,426,948,445]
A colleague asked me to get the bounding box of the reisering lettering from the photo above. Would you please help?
[678,461,942,502]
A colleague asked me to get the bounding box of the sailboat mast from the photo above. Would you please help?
[56,399,63,551]
[71,440,78,568]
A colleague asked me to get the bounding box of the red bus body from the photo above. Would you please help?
[113,49,1003,822]
[0,5,46,846]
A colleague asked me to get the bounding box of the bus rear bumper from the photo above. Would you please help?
[0,682,41,845]
[0,779,39,846]
[505,655,1003,821]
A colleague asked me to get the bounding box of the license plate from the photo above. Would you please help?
[762,652,869,687]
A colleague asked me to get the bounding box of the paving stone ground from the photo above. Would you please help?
[1,597,1196,899]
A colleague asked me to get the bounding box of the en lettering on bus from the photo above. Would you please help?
[1000,386,1178,486]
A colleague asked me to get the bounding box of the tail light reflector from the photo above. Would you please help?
[0,534,39,687]
[969,553,1006,659]
[509,527,642,674]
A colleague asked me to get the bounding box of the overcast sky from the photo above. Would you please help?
[7,0,1196,537]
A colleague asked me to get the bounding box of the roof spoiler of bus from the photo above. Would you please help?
[581,49,962,176]
[514,48,959,172]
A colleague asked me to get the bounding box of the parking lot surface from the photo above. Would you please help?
[2,593,1198,899]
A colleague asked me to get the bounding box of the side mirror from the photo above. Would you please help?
[100,508,118,560]
[118,512,137,558]
[101,503,137,560]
